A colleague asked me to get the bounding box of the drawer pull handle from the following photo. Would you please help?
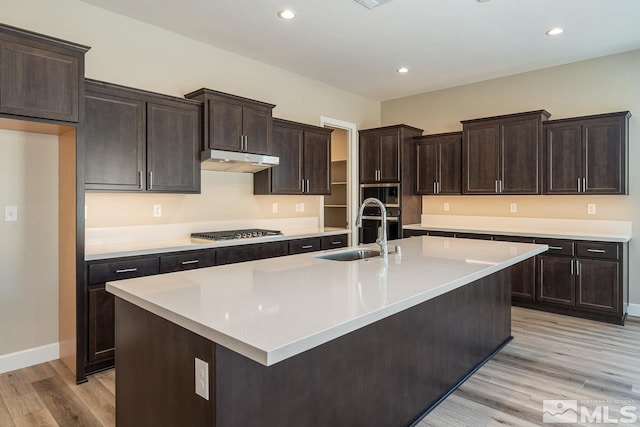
[116,268,138,274]
[548,246,563,250]
[181,260,200,265]
[587,248,606,253]
[331,241,342,245]
[301,245,314,249]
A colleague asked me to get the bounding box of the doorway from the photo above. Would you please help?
[319,117,358,246]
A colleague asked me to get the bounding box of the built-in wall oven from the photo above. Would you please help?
[359,183,401,244]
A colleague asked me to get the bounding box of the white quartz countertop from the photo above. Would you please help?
[405,215,632,242]
[85,227,349,261]
[106,236,547,366]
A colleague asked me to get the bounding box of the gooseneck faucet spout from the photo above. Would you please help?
[356,197,388,257]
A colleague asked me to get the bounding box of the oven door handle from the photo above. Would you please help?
[361,216,399,221]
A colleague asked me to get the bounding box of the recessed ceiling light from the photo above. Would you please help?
[397,67,409,73]
[546,27,564,36]
[278,9,296,20]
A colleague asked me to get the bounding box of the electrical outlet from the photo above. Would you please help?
[295,203,300,212]
[509,203,517,213]
[587,203,596,215]
[300,202,305,212]
[195,358,209,400]
[4,206,18,222]
[443,202,450,212]
[153,204,162,217]
[272,203,278,213]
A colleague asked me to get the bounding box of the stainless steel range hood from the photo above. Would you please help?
[201,149,279,173]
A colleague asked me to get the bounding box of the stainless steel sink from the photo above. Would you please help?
[317,249,381,261]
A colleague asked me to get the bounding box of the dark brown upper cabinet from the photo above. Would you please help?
[0,24,89,123]
[184,88,275,156]
[544,111,630,195]
[359,125,423,184]
[85,79,201,193]
[462,110,550,195]
[254,118,332,195]
[415,132,461,195]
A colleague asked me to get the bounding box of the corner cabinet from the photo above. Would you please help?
[254,118,332,195]
[415,132,462,195]
[84,79,201,193]
[185,88,275,155]
[0,24,89,123]
[462,110,550,195]
[544,111,630,195]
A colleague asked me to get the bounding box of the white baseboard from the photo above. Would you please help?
[0,343,59,374]
[628,303,640,318]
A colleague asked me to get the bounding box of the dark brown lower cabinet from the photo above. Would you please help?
[537,255,575,306]
[87,284,115,363]
[82,235,348,382]
[401,228,628,324]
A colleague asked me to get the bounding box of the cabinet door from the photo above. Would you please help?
[416,141,438,194]
[85,90,145,191]
[576,259,619,313]
[537,255,575,306]
[147,102,201,193]
[87,284,115,363]
[216,241,289,265]
[271,124,304,194]
[378,131,400,182]
[463,122,500,194]
[583,118,624,194]
[208,99,243,151]
[493,236,536,301]
[242,106,272,155]
[545,123,582,194]
[303,129,331,194]
[359,133,380,183]
[501,118,540,194]
[438,137,462,194]
[0,40,79,122]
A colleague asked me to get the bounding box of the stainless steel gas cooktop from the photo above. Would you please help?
[190,229,282,241]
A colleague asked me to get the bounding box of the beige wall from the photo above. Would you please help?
[1,0,380,357]
[382,50,640,304]
[0,130,59,355]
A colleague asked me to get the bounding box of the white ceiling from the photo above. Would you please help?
[81,0,640,101]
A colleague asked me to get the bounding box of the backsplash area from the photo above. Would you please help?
[85,170,321,227]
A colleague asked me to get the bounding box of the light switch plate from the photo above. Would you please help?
[195,358,209,400]
[4,206,17,222]
[272,203,278,213]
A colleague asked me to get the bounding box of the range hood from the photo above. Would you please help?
[201,149,279,173]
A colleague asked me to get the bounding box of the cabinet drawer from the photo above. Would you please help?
[455,233,493,240]
[321,234,348,250]
[88,257,159,285]
[536,238,574,256]
[575,241,619,260]
[427,230,456,238]
[216,241,289,266]
[289,237,321,255]
[403,229,429,238]
[160,250,215,273]
[493,235,535,243]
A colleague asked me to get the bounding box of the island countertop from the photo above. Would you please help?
[106,236,547,366]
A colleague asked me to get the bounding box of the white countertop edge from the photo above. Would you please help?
[108,244,547,366]
[403,224,631,243]
[86,228,350,261]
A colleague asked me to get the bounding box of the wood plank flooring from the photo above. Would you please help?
[1,307,638,426]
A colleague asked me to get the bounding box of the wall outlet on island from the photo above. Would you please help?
[153,204,162,217]
[587,203,596,215]
[195,358,209,400]
[443,202,450,212]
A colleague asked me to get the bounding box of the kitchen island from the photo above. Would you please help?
[107,236,547,426]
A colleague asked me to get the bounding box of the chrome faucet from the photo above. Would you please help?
[356,197,388,257]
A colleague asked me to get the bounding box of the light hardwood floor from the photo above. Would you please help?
[1,307,639,426]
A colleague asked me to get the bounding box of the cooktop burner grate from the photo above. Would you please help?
[191,229,282,241]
